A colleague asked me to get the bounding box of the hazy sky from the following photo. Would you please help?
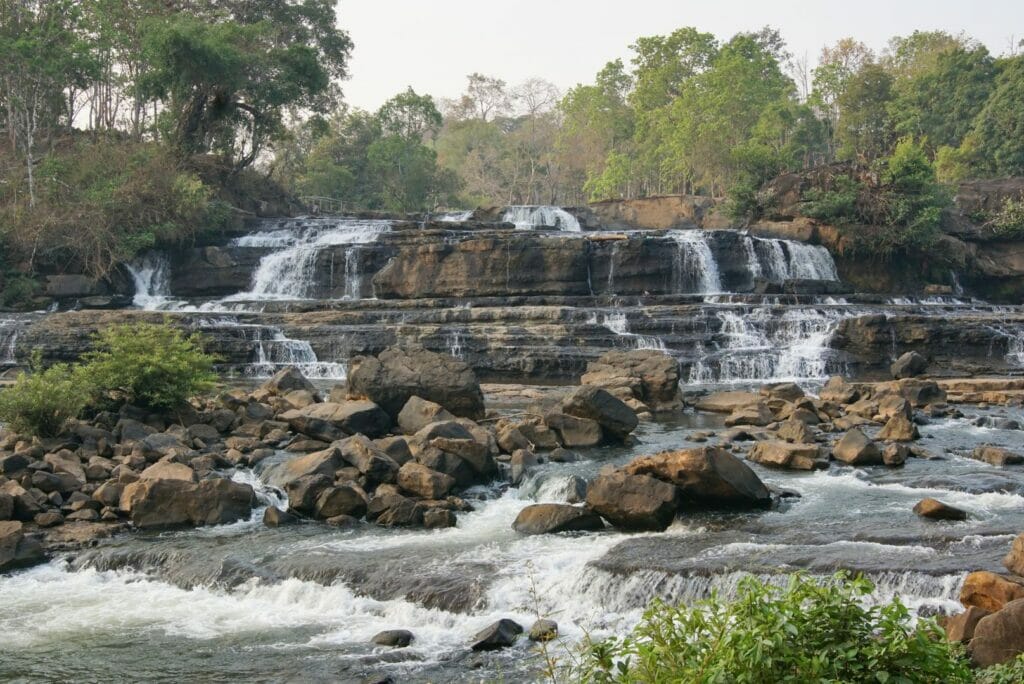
[336,0,1023,111]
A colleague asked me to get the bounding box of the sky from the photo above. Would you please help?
[336,0,1024,111]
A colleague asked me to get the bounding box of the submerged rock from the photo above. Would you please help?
[470,618,523,651]
[913,498,967,521]
[512,504,605,535]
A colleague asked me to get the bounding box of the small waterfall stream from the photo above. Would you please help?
[502,205,582,231]
[127,253,175,309]
[0,319,20,366]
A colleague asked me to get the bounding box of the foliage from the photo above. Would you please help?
[0,353,91,437]
[985,196,1024,238]
[79,321,217,411]
[967,55,1024,177]
[802,175,865,223]
[976,653,1024,684]
[574,572,972,684]
[0,273,40,309]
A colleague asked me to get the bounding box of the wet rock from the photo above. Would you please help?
[561,385,638,440]
[259,366,317,397]
[397,396,456,434]
[1004,533,1024,576]
[724,402,774,427]
[372,629,413,648]
[373,495,425,527]
[890,351,927,379]
[139,461,197,482]
[832,428,882,466]
[877,414,920,442]
[285,474,333,513]
[0,521,45,570]
[336,435,400,486]
[509,449,538,486]
[748,441,828,471]
[943,606,990,644]
[512,504,605,535]
[586,472,680,531]
[776,418,816,444]
[470,618,523,651]
[913,498,968,521]
[325,514,359,528]
[529,619,558,642]
[960,571,1024,612]
[971,445,1024,466]
[397,462,455,499]
[264,447,343,488]
[263,506,299,527]
[581,349,682,411]
[347,345,485,420]
[314,484,368,520]
[970,598,1024,667]
[422,508,457,528]
[119,478,255,529]
[544,411,603,448]
[283,400,392,441]
[882,443,910,467]
[622,447,772,509]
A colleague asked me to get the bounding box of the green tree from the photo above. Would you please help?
[968,55,1024,176]
[835,62,896,161]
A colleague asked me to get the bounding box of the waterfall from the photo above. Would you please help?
[446,329,465,359]
[237,218,391,300]
[0,320,19,366]
[748,237,839,282]
[438,210,474,222]
[343,246,365,300]
[588,312,669,351]
[502,206,581,232]
[688,307,847,384]
[669,231,722,294]
[127,253,174,310]
[197,318,346,380]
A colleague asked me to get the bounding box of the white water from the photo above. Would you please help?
[746,236,840,282]
[235,218,391,300]
[197,317,346,380]
[688,307,847,384]
[437,210,474,222]
[503,206,581,232]
[0,319,19,365]
[127,253,176,310]
[668,230,722,294]
[588,312,669,351]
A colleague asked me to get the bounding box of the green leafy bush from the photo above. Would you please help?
[976,653,1024,684]
[0,355,91,437]
[802,175,864,224]
[80,321,217,411]
[575,572,971,683]
[986,196,1024,238]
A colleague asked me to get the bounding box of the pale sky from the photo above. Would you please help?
[336,0,1024,111]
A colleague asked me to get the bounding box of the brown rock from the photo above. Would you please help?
[544,411,603,448]
[397,396,456,435]
[1004,533,1024,576]
[581,349,682,411]
[119,478,255,529]
[971,446,1024,466]
[877,414,920,442]
[562,385,638,440]
[397,462,455,499]
[832,428,882,466]
[944,606,990,644]
[748,441,827,471]
[512,504,605,535]
[970,598,1024,667]
[0,520,45,570]
[622,447,772,509]
[913,498,967,521]
[138,461,197,482]
[585,471,680,531]
[724,402,773,427]
[960,571,1024,612]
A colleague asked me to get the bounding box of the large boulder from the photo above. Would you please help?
[890,351,927,379]
[397,396,456,435]
[877,414,920,442]
[263,447,343,488]
[543,411,602,448]
[119,478,256,528]
[622,448,772,509]
[585,472,680,531]
[832,428,882,465]
[512,504,605,535]
[347,345,485,420]
[970,598,1024,667]
[336,435,399,486]
[0,521,45,571]
[561,386,638,440]
[397,462,455,499]
[960,571,1024,612]
[913,498,967,521]
[580,350,682,411]
[281,401,391,441]
[260,366,317,397]
[748,441,828,471]
[943,606,990,644]
[971,446,1024,466]
[471,619,523,651]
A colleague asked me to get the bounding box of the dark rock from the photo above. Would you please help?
[0,521,45,571]
[119,478,256,528]
[263,506,299,527]
[376,497,426,527]
[372,629,413,648]
[512,504,605,535]
[285,474,333,514]
[970,598,1024,667]
[890,351,928,379]
[561,385,638,440]
[470,618,523,651]
[422,508,457,528]
[913,498,968,520]
[586,472,680,531]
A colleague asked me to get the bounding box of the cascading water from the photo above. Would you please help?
[195,317,346,380]
[0,319,19,366]
[236,218,391,300]
[746,236,840,282]
[437,210,474,222]
[668,230,722,294]
[502,205,581,231]
[127,253,175,310]
[588,312,669,351]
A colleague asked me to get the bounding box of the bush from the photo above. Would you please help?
[977,653,1024,684]
[802,175,864,224]
[0,355,91,437]
[79,321,217,411]
[986,196,1024,238]
[575,572,971,683]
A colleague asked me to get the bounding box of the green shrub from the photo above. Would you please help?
[976,653,1024,684]
[0,273,40,309]
[802,175,864,224]
[0,355,91,437]
[987,196,1024,238]
[575,572,971,683]
[80,321,217,411]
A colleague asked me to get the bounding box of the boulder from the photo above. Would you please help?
[470,619,523,651]
[877,414,920,442]
[544,411,602,448]
[529,619,558,642]
[971,446,1024,466]
[259,366,317,397]
[913,498,967,521]
[347,345,485,420]
[376,497,427,527]
[314,484,368,520]
[397,462,455,499]
[724,402,774,427]
[263,447,343,488]
[585,472,680,531]
[336,435,399,486]
[748,441,828,471]
[285,474,333,513]
[44,451,86,483]
[761,382,805,402]
[819,376,859,404]
[423,508,457,528]
[282,401,391,441]
[960,571,1024,612]
[119,478,255,528]
[622,448,772,509]
[372,630,413,648]
[882,443,910,467]
[970,598,1024,667]
[832,428,882,466]
[561,386,638,440]
[263,506,299,527]
[138,461,197,482]
[694,391,761,414]
[512,504,605,535]
[397,396,456,435]
[580,349,682,411]
[944,606,990,644]
[0,520,45,571]
[1003,533,1024,576]
[890,351,928,379]
[777,418,816,444]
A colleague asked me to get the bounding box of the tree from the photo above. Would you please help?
[968,55,1024,176]
[810,38,874,157]
[835,62,896,161]
[0,0,96,206]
